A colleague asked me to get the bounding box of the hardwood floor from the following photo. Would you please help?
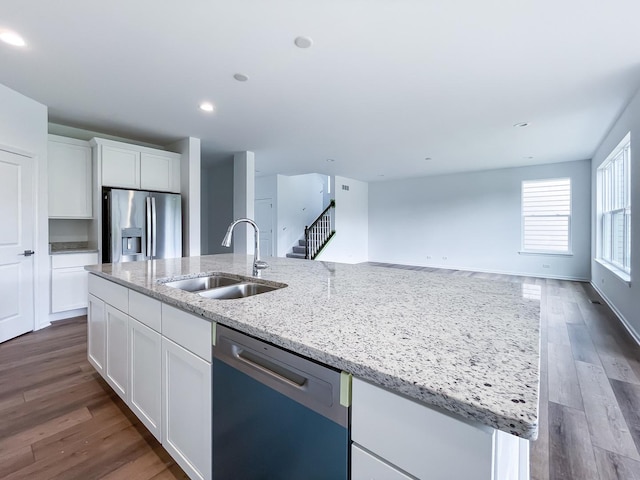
[2,264,640,479]
[368,262,640,480]
[0,317,188,480]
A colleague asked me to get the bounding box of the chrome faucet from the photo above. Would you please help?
[221,218,269,276]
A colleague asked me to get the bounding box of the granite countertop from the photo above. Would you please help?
[86,254,541,439]
[50,242,99,255]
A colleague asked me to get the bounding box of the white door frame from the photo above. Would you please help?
[0,143,37,339]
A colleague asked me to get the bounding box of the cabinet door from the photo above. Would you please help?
[140,152,180,193]
[129,317,162,441]
[87,294,106,375]
[352,445,413,480]
[48,139,92,218]
[105,305,129,401]
[101,145,141,189]
[162,337,212,480]
[51,267,89,312]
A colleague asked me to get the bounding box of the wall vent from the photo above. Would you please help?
[342,184,349,191]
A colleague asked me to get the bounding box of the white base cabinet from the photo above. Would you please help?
[351,377,528,480]
[88,274,212,480]
[87,294,106,375]
[51,253,98,314]
[162,337,212,480]
[105,304,129,402]
[129,317,162,441]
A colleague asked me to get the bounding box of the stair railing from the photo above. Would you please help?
[305,200,335,260]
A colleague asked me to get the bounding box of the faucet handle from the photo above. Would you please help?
[254,260,269,270]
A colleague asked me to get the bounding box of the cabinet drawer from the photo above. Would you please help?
[129,290,161,332]
[52,252,98,269]
[88,274,128,313]
[161,304,212,362]
[351,445,413,480]
[351,377,494,480]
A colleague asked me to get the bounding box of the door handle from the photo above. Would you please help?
[19,250,35,257]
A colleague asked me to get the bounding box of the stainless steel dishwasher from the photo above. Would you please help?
[213,324,349,479]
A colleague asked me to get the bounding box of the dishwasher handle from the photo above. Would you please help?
[235,346,308,389]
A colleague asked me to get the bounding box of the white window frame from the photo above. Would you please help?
[520,177,572,255]
[597,133,631,281]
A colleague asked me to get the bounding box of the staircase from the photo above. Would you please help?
[286,239,308,259]
[286,200,335,260]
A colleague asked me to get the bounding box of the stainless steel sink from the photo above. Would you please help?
[164,275,241,292]
[198,282,282,300]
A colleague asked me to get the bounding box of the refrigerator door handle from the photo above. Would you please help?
[146,196,152,259]
[151,196,157,258]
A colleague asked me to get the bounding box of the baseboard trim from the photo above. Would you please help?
[50,308,88,323]
[590,282,640,347]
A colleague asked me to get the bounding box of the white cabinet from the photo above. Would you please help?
[48,135,92,218]
[351,377,527,480]
[105,304,129,402]
[162,337,212,480]
[129,317,162,441]
[87,274,211,480]
[87,294,106,375]
[100,143,141,189]
[141,152,181,192]
[93,138,181,193]
[51,252,98,313]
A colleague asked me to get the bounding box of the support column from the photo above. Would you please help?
[233,151,255,254]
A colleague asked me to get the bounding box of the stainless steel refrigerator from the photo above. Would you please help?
[102,188,182,263]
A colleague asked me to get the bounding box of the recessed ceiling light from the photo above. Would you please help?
[294,36,313,49]
[199,102,214,112]
[424,157,432,161]
[378,174,385,177]
[326,158,335,162]
[233,73,249,82]
[513,122,530,128]
[523,155,534,160]
[0,30,26,47]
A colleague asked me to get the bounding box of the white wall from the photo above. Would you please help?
[0,83,49,330]
[255,173,327,257]
[368,161,591,280]
[319,175,369,264]
[202,158,235,254]
[590,87,640,341]
[276,174,326,257]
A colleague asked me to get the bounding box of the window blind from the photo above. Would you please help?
[522,178,571,253]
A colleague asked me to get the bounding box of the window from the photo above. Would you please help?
[598,133,631,278]
[521,178,571,253]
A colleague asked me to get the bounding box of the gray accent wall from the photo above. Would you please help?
[590,87,640,342]
[369,160,591,280]
[202,158,234,255]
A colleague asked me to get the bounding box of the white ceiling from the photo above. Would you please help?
[2,0,640,182]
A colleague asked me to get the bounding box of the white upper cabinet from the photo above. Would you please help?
[101,144,141,189]
[48,135,92,218]
[92,138,181,193]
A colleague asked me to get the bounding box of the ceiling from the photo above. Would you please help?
[1,0,640,182]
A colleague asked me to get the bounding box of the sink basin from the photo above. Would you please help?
[164,275,241,292]
[198,282,282,300]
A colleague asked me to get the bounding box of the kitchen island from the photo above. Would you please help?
[86,254,540,480]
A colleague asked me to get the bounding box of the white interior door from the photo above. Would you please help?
[255,198,274,257]
[0,148,35,343]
